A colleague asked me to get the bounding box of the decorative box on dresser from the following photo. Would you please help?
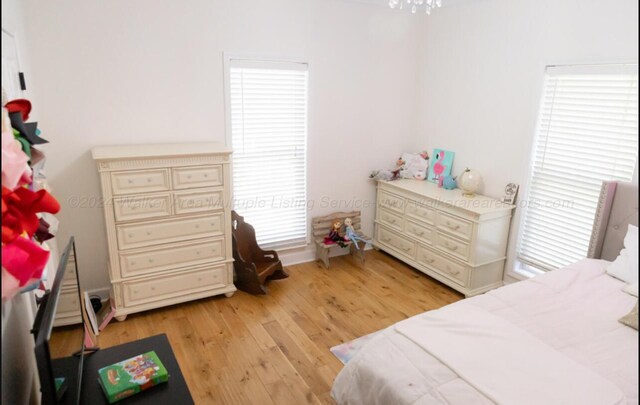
[375,179,514,297]
[92,143,236,321]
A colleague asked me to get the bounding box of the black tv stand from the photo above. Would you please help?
[52,334,193,404]
[73,346,99,357]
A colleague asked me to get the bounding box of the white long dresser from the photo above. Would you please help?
[375,179,514,297]
[92,143,236,321]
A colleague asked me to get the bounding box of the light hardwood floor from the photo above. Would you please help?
[51,250,462,404]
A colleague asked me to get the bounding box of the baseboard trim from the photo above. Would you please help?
[279,244,373,267]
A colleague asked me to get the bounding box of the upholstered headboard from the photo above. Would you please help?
[588,181,639,261]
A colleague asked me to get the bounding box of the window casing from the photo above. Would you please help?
[226,58,309,249]
[517,64,638,271]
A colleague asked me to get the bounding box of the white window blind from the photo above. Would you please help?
[227,59,309,249]
[518,64,638,271]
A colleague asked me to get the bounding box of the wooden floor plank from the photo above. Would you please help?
[50,250,462,404]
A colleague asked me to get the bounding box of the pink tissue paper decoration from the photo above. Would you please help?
[2,237,50,300]
[1,108,32,190]
[1,106,42,300]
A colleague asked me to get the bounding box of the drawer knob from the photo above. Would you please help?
[402,246,411,252]
[204,174,208,178]
[128,179,133,184]
[446,221,461,230]
[147,178,152,183]
[187,175,192,179]
[389,218,396,223]
[382,236,391,242]
[146,231,151,236]
[128,233,133,238]
[151,287,156,291]
[195,224,200,229]
[148,259,154,263]
[195,251,200,255]
[417,230,424,236]
[444,242,458,251]
[197,277,202,282]
[131,261,136,265]
[134,290,139,294]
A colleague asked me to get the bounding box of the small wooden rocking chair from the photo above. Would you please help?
[231,211,289,295]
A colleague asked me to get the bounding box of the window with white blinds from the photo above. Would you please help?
[227,59,309,249]
[518,64,638,272]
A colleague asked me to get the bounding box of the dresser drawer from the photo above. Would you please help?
[405,219,434,245]
[435,232,470,261]
[437,212,473,240]
[57,288,81,315]
[119,238,225,278]
[406,201,436,225]
[113,193,172,222]
[53,288,82,326]
[377,226,416,259]
[174,189,224,215]
[378,191,406,214]
[172,165,223,190]
[417,245,469,286]
[111,169,171,195]
[435,253,469,286]
[116,213,224,250]
[62,254,78,288]
[417,244,439,268]
[122,265,227,307]
[378,208,404,231]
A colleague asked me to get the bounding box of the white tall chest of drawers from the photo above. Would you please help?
[375,179,514,297]
[92,143,236,321]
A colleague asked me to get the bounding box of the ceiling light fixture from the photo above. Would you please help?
[389,0,442,14]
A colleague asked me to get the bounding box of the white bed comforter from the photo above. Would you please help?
[332,259,638,405]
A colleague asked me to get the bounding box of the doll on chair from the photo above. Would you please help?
[343,218,372,249]
[324,220,348,248]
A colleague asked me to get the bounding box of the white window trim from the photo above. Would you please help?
[223,52,310,147]
[223,53,311,249]
[510,62,639,277]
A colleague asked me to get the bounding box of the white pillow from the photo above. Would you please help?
[623,281,639,297]
[606,224,639,284]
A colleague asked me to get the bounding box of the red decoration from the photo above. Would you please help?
[1,237,49,285]
[2,186,60,244]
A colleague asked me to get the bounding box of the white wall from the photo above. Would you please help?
[20,0,638,291]
[22,0,422,290]
[414,0,639,280]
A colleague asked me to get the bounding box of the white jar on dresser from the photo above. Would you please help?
[375,179,514,297]
[91,143,236,321]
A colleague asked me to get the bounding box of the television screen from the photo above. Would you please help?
[32,237,87,405]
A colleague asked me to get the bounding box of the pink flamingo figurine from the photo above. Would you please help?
[433,151,446,186]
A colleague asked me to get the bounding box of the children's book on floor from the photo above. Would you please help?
[97,351,169,403]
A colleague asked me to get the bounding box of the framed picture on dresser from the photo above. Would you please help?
[427,148,454,183]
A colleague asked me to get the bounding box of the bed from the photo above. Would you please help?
[332,181,639,405]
